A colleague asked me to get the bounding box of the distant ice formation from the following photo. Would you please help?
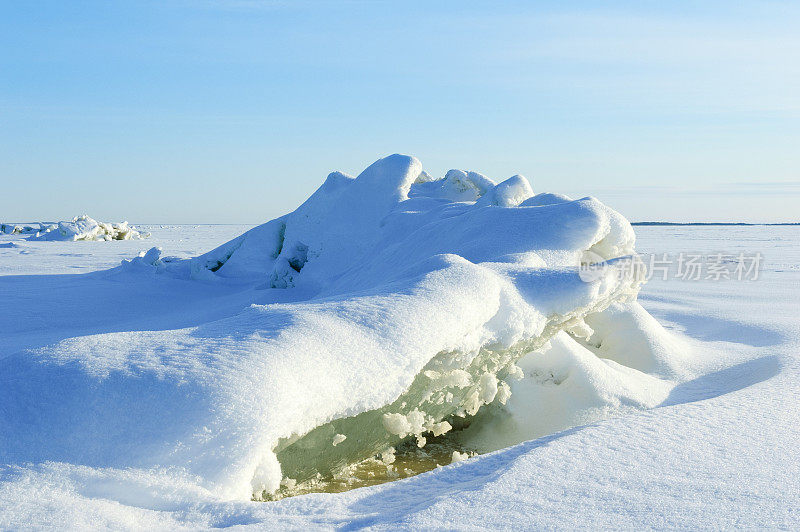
[1,215,147,241]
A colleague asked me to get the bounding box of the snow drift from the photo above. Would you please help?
[0,154,684,501]
[1,215,147,241]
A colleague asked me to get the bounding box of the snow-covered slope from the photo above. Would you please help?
[2,157,790,529]
[0,155,659,502]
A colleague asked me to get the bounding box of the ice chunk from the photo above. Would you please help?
[0,154,669,501]
[16,215,149,241]
[414,170,435,184]
[0,223,51,235]
[451,451,470,463]
[479,373,499,403]
[430,421,452,437]
[475,175,534,207]
[121,247,166,272]
[408,169,496,201]
[380,448,396,465]
[440,169,495,201]
[495,381,512,405]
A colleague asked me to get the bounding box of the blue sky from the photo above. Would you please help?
[1,0,798,223]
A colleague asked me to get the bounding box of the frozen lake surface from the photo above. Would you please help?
[1,222,798,529]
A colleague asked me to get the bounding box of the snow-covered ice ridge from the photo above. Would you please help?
[0,154,685,502]
[0,214,147,241]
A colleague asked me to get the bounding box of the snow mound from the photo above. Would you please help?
[457,301,689,453]
[3,215,149,241]
[0,154,682,501]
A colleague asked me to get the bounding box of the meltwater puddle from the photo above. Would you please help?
[259,434,477,501]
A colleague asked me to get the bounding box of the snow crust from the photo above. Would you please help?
[3,155,666,503]
[2,215,148,241]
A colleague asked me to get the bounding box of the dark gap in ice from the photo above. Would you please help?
[272,222,286,259]
[262,416,476,501]
[287,242,309,272]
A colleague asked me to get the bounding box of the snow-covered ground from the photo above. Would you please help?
[1,161,798,529]
[0,224,251,276]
